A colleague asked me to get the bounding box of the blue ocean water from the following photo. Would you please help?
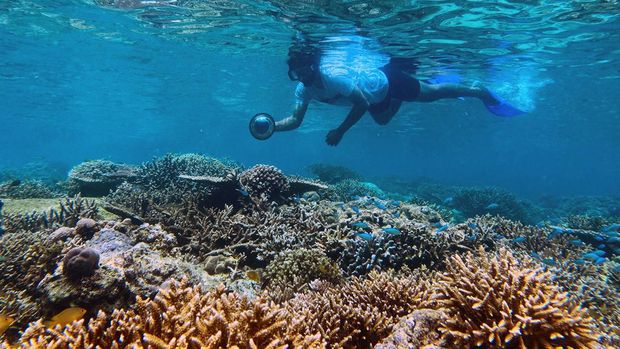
[1,0,619,198]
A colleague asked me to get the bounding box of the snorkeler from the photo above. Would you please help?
[264,46,523,146]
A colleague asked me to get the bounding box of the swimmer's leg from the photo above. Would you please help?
[370,99,403,125]
[416,81,497,104]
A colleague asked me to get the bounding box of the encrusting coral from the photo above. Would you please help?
[430,247,600,349]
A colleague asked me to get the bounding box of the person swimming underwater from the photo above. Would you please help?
[273,46,523,146]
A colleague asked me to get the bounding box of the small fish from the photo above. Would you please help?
[392,212,401,218]
[351,222,370,229]
[569,239,584,246]
[435,224,449,234]
[292,195,301,204]
[466,235,477,241]
[351,206,360,214]
[236,188,249,197]
[614,265,620,272]
[592,250,606,257]
[530,251,542,259]
[512,237,526,243]
[374,201,387,210]
[542,258,556,266]
[246,270,262,283]
[443,197,454,205]
[354,232,373,241]
[467,223,478,229]
[485,203,499,210]
[389,200,401,206]
[352,195,361,200]
[0,315,14,336]
[44,307,87,328]
[602,223,620,232]
[573,259,586,265]
[583,253,600,261]
[594,257,607,265]
[607,237,620,243]
[597,244,606,250]
[433,222,443,228]
[594,236,605,242]
[382,227,401,235]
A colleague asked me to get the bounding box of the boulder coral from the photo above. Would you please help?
[62,247,100,280]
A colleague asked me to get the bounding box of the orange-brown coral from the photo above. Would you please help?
[431,247,600,349]
[5,280,324,348]
[285,269,433,348]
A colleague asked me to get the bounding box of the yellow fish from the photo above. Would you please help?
[0,315,15,336]
[44,307,86,328]
[245,270,262,283]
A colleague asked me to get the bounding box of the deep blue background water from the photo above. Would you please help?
[1,0,619,198]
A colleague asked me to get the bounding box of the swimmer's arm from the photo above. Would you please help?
[275,100,309,131]
[334,87,369,134]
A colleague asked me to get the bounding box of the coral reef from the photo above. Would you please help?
[431,247,600,348]
[68,160,137,197]
[264,248,341,302]
[308,163,361,184]
[327,179,385,202]
[375,309,447,349]
[8,279,323,348]
[239,164,290,201]
[0,179,62,199]
[1,195,98,233]
[451,186,529,222]
[285,270,433,348]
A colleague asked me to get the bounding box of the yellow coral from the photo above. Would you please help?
[431,247,600,349]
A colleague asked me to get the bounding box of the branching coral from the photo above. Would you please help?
[8,279,324,348]
[2,195,98,233]
[264,248,341,302]
[285,270,433,348]
[307,163,361,184]
[0,179,61,199]
[451,186,529,222]
[431,247,600,349]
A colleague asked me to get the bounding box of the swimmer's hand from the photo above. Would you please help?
[326,129,344,146]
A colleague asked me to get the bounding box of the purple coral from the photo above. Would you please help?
[62,247,100,279]
[238,165,289,200]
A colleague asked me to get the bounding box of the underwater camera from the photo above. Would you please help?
[249,113,275,140]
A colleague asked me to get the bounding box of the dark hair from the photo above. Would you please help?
[287,45,320,70]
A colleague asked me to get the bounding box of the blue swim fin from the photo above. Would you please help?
[484,91,525,117]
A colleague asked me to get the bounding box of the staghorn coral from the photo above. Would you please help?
[1,195,98,233]
[239,164,290,201]
[374,309,447,349]
[431,247,600,349]
[566,214,609,231]
[8,279,324,348]
[264,248,341,302]
[285,270,433,348]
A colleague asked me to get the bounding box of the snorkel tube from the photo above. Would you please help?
[249,113,275,140]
